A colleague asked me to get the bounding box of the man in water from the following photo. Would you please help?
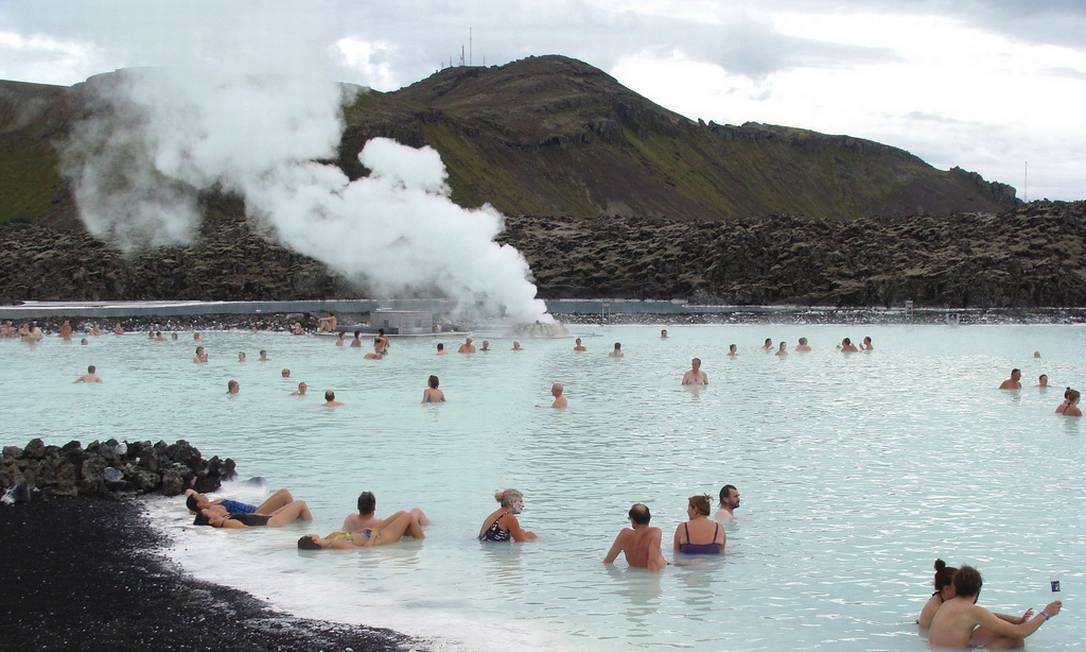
[998,368,1022,390]
[573,338,587,352]
[795,337,812,352]
[74,365,102,383]
[80,338,88,346]
[193,346,208,363]
[185,487,296,517]
[227,379,240,396]
[259,350,270,362]
[291,382,308,397]
[171,332,178,341]
[436,343,447,356]
[928,565,1060,649]
[609,342,624,358]
[341,491,431,533]
[512,340,523,351]
[458,336,477,353]
[715,484,740,522]
[839,337,859,353]
[238,352,246,362]
[682,358,708,385]
[660,329,668,339]
[281,368,291,379]
[58,320,73,340]
[0,320,14,337]
[1038,374,1049,388]
[350,331,362,348]
[112,324,125,336]
[193,332,202,341]
[551,382,568,409]
[727,344,738,357]
[862,336,874,351]
[323,390,344,408]
[602,503,666,572]
[480,340,491,352]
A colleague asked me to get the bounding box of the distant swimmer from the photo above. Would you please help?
[927,565,1060,649]
[58,320,73,340]
[761,338,773,352]
[512,340,523,351]
[90,324,101,337]
[727,344,738,358]
[323,389,344,408]
[193,332,202,341]
[479,489,537,542]
[364,346,384,360]
[290,322,305,336]
[918,559,957,628]
[660,329,668,339]
[436,343,447,356]
[573,337,587,352]
[317,311,337,332]
[775,342,788,357]
[335,332,345,347]
[171,332,178,340]
[673,495,724,555]
[681,358,708,385]
[603,503,667,572]
[480,340,491,352]
[193,346,208,363]
[551,382,568,409]
[281,368,291,378]
[998,368,1022,390]
[1038,374,1049,388]
[195,499,313,529]
[1055,387,1071,413]
[259,350,269,362]
[1058,389,1081,417]
[795,337,812,352]
[0,320,14,337]
[422,375,446,403]
[226,379,240,396]
[298,510,426,550]
[154,331,165,342]
[839,337,859,353]
[458,336,477,353]
[290,382,308,397]
[862,336,874,352]
[350,331,362,348]
[374,329,390,353]
[112,325,125,336]
[609,342,624,358]
[238,351,246,362]
[1034,351,1041,359]
[80,338,88,346]
[714,484,740,523]
[74,365,102,383]
[341,491,431,533]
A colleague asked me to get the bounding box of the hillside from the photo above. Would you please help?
[0,55,1016,228]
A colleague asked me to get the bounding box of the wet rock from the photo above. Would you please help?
[23,439,45,460]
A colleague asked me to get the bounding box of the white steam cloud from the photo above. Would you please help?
[62,67,549,323]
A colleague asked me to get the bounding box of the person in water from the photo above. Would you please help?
[436,343,447,356]
[74,365,102,383]
[185,487,296,517]
[512,340,523,351]
[341,491,431,533]
[795,337,812,352]
[458,337,477,353]
[281,368,291,378]
[335,331,346,347]
[58,320,72,340]
[714,484,740,522]
[195,499,312,528]
[363,346,384,360]
[258,350,269,362]
[193,346,208,363]
[998,368,1022,390]
[603,503,667,572]
[193,332,202,341]
[80,338,88,346]
[1058,389,1082,416]
[551,382,568,409]
[862,336,874,351]
[290,382,308,397]
[237,351,246,362]
[928,565,1060,649]
[673,495,724,555]
[775,342,788,357]
[918,559,957,628]
[609,342,624,358]
[660,329,668,339]
[727,344,738,357]
[479,489,537,542]
[573,338,587,352]
[1037,374,1049,388]
[298,510,426,550]
[226,379,240,396]
[761,338,773,352]
[323,390,344,408]
[1033,351,1041,358]
[350,331,362,348]
[112,324,125,336]
[839,337,859,353]
[682,358,708,385]
[422,375,446,403]
[480,340,491,352]
[374,329,390,353]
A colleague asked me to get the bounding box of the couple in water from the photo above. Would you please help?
[187,488,313,528]
[919,559,1061,649]
[299,492,430,550]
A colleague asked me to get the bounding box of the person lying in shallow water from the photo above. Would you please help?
[298,510,426,549]
[341,491,431,533]
[194,499,312,528]
[186,487,296,518]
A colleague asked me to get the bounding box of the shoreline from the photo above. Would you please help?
[0,495,418,651]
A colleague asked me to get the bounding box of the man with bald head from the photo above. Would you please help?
[603,503,666,572]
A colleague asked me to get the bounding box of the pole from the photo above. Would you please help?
[470,27,473,66]
[1024,161,1028,202]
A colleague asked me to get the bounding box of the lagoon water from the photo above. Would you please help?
[3,324,1084,650]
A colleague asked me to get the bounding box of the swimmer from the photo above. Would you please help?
[673,495,724,555]
[775,342,788,357]
[317,311,337,332]
[335,331,345,347]
[341,492,431,533]
[374,328,390,353]
[714,484,740,523]
[761,338,773,352]
[154,331,165,342]
[1055,387,1071,413]
[573,337,587,352]
[227,379,240,396]
[839,337,859,353]
[479,489,537,542]
[660,329,668,339]
[609,342,624,358]
[928,565,1060,649]
[299,510,426,549]
[194,499,312,528]
[350,331,362,348]
[0,320,14,337]
[58,320,72,340]
[363,346,384,360]
[1038,374,1049,388]
[1033,351,1041,358]
[322,390,344,408]
[258,350,269,362]
[80,338,88,346]
[603,503,667,572]
[727,344,738,357]
[480,340,491,352]
[74,365,102,383]
[24,323,43,342]
[512,340,522,351]
[551,382,568,409]
[281,368,291,378]
[422,375,445,403]
[193,332,201,341]
[1060,389,1081,417]
[458,336,476,353]
[918,559,957,628]
[290,382,308,397]
[290,322,305,336]
[112,324,124,336]
[862,336,874,351]
[185,487,296,517]
[90,324,101,337]
[192,346,208,364]
[436,342,447,356]
[998,368,1022,390]
[171,332,178,341]
[795,337,812,352]
[237,351,246,362]
[681,358,708,385]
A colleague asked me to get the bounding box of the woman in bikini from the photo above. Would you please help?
[297,510,426,549]
[918,559,957,628]
[673,495,724,555]
[194,499,312,528]
[422,375,446,403]
[478,489,537,542]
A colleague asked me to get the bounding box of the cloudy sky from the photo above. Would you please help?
[2,0,1084,200]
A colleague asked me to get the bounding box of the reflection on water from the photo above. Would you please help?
[2,324,1084,650]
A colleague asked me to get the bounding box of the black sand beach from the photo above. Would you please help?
[0,496,417,651]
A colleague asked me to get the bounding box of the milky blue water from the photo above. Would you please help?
[3,324,1084,650]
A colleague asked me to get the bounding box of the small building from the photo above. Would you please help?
[370,309,433,335]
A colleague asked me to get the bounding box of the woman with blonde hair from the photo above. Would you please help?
[479,489,537,542]
[673,494,724,555]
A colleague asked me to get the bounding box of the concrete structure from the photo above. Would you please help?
[370,309,433,334]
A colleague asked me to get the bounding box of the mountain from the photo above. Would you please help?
[0,55,1016,229]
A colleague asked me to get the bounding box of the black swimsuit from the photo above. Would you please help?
[479,513,512,542]
[229,513,270,527]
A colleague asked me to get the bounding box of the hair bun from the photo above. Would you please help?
[934,559,946,571]
[494,490,505,503]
